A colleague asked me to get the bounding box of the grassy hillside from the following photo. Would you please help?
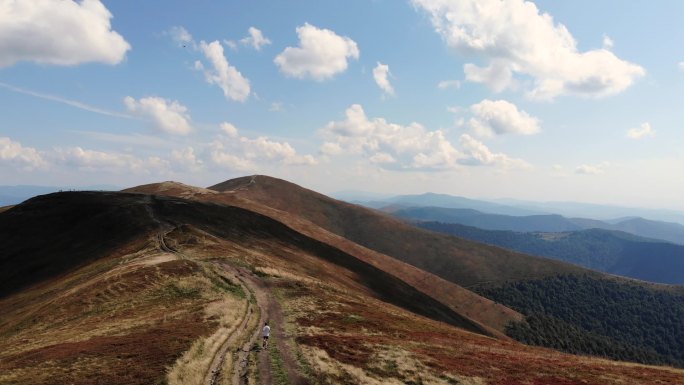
[128,181,523,336]
[0,192,157,297]
[209,175,589,288]
[418,222,684,284]
[208,175,684,369]
[3,186,684,383]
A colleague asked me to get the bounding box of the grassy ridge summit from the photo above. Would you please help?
[209,175,684,369]
[394,206,684,245]
[209,175,590,288]
[129,180,523,335]
[417,222,684,285]
[3,177,684,383]
[0,190,496,383]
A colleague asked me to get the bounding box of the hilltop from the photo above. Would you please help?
[1,175,683,384]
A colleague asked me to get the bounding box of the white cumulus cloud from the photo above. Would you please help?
[210,130,316,171]
[575,162,609,175]
[53,147,168,174]
[373,62,395,96]
[0,0,130,68]
[124,96,193,135]
[602,34,614,50]
[438,80,461,89]
[627,122,655,139]
[321,104,457,170]
[219,122,239,138]
[240,27,271,50]
[168,26,194,48]
[459,134,528,168]
[274,23,359,81]
[0,137,46,170]
[171,147,203,170]
[199,40,251,102]
[469,99,541,137]
[412,0,644,100]
[320,104,528,171]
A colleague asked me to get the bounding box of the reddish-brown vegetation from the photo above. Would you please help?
[1,179,682,384]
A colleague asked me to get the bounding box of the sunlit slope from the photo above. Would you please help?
[209,175,590,288]
[128,180,523,335]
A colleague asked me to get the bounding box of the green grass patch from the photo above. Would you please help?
[343,314,365,323]
[209,273,246,299]
[159,283,201,299]
[268,335,289,385]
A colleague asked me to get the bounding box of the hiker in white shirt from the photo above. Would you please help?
[262,321,271,349]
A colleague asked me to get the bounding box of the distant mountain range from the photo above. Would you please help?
[393,206,684,245]
[357,192,544,216]
[416,222,684,285]
[346,192,684,225]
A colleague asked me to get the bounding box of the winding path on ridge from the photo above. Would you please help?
[204,263,308,385]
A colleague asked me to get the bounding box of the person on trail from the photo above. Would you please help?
[262,321,271,349]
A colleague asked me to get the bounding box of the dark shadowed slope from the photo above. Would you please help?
[209,175,590,288]
[0,192,158,298]
[1,190,491,336]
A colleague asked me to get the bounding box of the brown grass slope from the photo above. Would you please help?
[127,181,523,335]
[0,192,158,298]
[209,175,591,288]
[3,190,683,384]
[129,191,493,336]
[0,193,236,384]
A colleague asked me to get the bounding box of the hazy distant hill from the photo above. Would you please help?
[417,222,684,285]
[395,207,583,232]
[497,199,684,226]
[361,192,543,216]
[348,191,684,225]
[395,206,684,245]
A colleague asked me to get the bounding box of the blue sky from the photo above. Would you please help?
[1,0,683,209]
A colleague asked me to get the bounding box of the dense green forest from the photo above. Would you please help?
[475,274,684,367]
[419,221,684,284]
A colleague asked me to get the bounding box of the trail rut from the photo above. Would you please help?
[206,264,308,385]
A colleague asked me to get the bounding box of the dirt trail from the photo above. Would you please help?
[209,263,308,385]
[202,265,259,385]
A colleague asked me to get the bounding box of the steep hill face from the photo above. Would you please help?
[128,180,522,335]
[0,192,157,297]
[3,184,684,384]
[207,176,684,368]
[2,191,484,335]
[209,175,589,288]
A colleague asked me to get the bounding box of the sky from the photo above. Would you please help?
[1,0,683,210]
